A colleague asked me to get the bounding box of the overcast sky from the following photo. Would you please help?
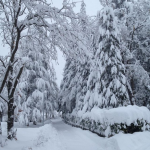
[0,0,102,87]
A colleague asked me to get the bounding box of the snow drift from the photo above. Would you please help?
[63,105,150,137]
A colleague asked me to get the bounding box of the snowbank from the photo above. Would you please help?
[63,105,150,137]
[1,123,65,150]
[80,105,150,126]
[114,131,150,150]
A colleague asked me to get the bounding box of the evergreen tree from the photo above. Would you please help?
[59,58,90,116]
[59,59,77,114]
[75,1,91,112]
[15,37,58,125]
[59,1,91,116]
[84,6,129,110]
[75,60,90,112]
[79,1,87,33]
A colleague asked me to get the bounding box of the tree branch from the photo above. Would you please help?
[9,65,24,97]
[0,57,6,68]
[0,94,8,103]
[0,31,21,94]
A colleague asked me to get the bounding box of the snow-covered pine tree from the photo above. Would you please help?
[59,57,90,121]
[15,36,58,125]
[74,1,91,112]
[79,1,87,33]
[44,66,59,118]
[84,6,129,110]
[59,57,90,117]
[59,58,77,114]
[75,61,90,112]
[59,1,92,116]
[100,0,126,9]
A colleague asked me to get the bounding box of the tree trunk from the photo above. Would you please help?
[6,65,23,139]
[128,91,134,105]
[0,111,2,137]
[0,111,2,122]
[7,65,16,140]
[0,126,1,135]
[0,122,2,147]
[46,111,48,119]
[129,77,134,105]
[7,96,16,140]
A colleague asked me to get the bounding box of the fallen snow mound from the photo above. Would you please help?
[3,124,65,150]
[80,105,150,125]
[31,124,65,150]
[64,105,150,137]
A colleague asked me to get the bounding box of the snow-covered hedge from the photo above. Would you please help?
[63,105,150,137]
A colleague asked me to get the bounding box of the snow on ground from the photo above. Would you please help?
[114,131,150,150]
[1,118,150,150]
[51,118,105,150]
[1,120,65,150]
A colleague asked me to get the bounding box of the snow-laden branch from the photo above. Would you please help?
[0,94,8,103]
[9,65,24,97]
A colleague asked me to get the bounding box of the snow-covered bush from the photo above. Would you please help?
[15,36,59,125]
[18,111,29,126]
[63,105,150,137]
[32,108,42,125]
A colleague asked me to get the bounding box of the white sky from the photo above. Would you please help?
[0,0,102,87]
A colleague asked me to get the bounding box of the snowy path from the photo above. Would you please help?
[51,118,150,150]
[51,118,119,150]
